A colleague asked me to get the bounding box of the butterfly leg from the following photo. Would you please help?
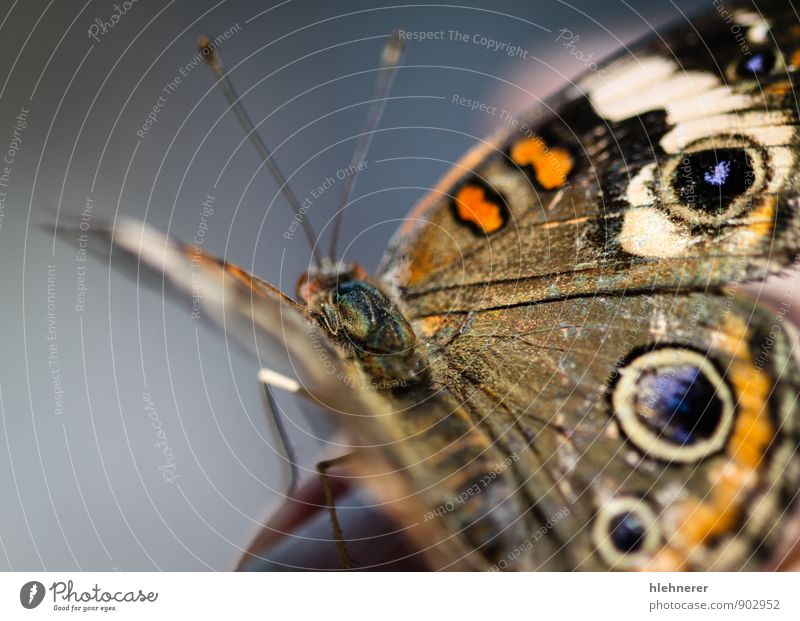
[317,452,358,569]
[258,368,357,569]
[257,368,306,497]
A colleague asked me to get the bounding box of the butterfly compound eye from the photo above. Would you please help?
[330,281,428,387]
[611,348,735,463]
[592,497,660,568]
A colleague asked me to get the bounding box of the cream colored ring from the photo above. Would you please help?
[659,135,767,226]
[612,348,735,463]
[593,496,660,569]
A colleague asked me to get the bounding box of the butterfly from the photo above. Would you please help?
[59,0,800,571]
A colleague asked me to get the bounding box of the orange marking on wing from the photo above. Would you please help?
[510,136,574,190]
[397,132,503,238]
[742,199,776,242]
[727,361,773,468]
[184,244,211,264]
[225,262,300,307]
[766,80,792,96]
[644,548,686,572]
[183,245,302,309]
[454,185,505,234]
[418,315,447,338]
[790,50,800,69]
[390,128,508,288]
[659,315,773,567]
[408,252,434,288]
[224,262,255,287]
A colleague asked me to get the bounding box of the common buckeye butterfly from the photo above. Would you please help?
[59,0,800,571]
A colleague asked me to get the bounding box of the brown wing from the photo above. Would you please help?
[379,1,800,317]
[360,1,800,570]
[56,217,387,417]
[390,291,800,570]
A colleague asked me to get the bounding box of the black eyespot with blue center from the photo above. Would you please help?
[593,497,661,567]
[736,49,776,78]
[673,148,754,215]
[634,364,723,445]
[609,511,647,553]
[611,348,735,464]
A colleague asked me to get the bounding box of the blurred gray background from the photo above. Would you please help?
[0,0,707,570]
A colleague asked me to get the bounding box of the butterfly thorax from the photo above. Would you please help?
[298,262,429,390]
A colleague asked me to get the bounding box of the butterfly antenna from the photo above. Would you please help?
[327,32,405,262]
[199,36,323,266]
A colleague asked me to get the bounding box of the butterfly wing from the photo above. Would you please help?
[379,1,800,316]
[56,217,383,415]
[420,291,800,570]
[337,289,800,571]
[361,1,800,570]
[60,217,515,571]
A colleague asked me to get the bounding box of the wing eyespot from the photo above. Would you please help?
[611,347,736,464]
[728,47,783,82]
[592,497,661,569]
[737,49,777,77]
[671,147,755,217]
[619,132,792,258]
[658,135,773,227]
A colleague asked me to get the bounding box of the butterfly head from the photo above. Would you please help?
[298,262,429,389]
